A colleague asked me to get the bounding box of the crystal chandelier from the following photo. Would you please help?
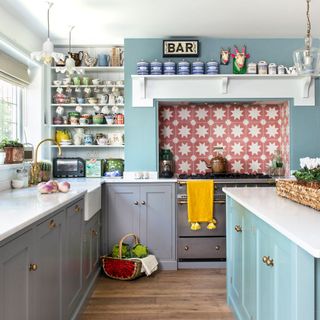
[293,0,320,75]
[30,2,64,65]
[55,26,83,75]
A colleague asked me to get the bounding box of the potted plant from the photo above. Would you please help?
[0,138,24,164]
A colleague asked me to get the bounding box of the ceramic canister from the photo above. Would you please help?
[258,61,268,74]
[150,59,162,75]
[206,60,219,74]
[177,59,190,75]
[278,65,286,75]
[268,63,277,75]
[247,62,257,74]
[136,59,149,75]
[163,60,176,75]
[191,60,205,74]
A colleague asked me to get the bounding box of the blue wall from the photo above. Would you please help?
[124,38,320,172]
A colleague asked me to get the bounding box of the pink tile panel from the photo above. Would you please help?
[159,103,290,175]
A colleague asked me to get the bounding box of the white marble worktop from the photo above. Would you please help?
[0,186,87,243]
[223,187,320,258]
[0,177,177,244]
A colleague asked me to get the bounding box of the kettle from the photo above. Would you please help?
[159,149,174,178]
[202,147,227,173]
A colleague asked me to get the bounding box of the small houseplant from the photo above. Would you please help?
[0,138,24,164]
[293,157,320,188]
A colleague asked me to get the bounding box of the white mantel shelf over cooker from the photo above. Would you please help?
[131,74,315,107]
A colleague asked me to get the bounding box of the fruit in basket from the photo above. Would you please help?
[131,244,148,258]
[112,243,131,258]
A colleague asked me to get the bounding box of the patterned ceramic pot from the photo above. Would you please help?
[191,60,205,74]
[258,61,268,74]
[136,59,149,75]
[150,59,162,75]
[206,60,219,74]
[163,60,176,75]
[177,59,190,75]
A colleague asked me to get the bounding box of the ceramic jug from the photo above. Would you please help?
[68,51,83,66]
[98,54,110,66]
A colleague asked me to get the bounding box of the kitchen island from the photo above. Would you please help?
[224,187,319,320]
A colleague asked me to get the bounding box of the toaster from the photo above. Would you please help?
[53,157,85,178]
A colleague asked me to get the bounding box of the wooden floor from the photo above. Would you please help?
[80,269,235,320]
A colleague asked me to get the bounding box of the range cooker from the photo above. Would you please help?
[176,173,275,264]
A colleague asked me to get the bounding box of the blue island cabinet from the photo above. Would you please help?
[226,196,315,320]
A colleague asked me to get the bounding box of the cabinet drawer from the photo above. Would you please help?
[178,237,226,259]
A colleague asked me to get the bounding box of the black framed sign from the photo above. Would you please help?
[163,40,200,57]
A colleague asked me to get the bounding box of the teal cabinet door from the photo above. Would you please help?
[227,199,244,312]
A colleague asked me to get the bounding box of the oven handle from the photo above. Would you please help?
[177,200,226,205]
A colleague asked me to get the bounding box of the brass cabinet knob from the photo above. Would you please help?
[134,201,139,205]
[48,219,56,230]
[29,263,38,271]
[92,229,98,236]
[266,257,274,267]
[184,245,189,251]
[262,256,268,264]
[234,225,242,233]
[75,205,81,213]
[141,201,146,205]
[215,245,220,251]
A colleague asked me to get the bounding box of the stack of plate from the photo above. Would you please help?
[163,60,176,75]
[136,60,149,75]
[206,60,220,74]
[191,60,205,74]
[177,59,190,75]
[150,59,162,75]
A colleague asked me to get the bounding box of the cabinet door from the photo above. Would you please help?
[82,219,92,285]
[139,184,175,261]
[107,184,140,253]
[256,219,295,320]
[91,213,100,271]
[33,211,65,320]
[62,199,83,319]
[0,230,33,320]
[227,198,244,311]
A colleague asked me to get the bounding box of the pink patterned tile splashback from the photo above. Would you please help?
[159,103,290,175]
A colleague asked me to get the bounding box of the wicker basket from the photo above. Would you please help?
[101,233,142,280]
[276,179,320,211]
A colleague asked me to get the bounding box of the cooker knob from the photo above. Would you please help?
[134,201,139,205]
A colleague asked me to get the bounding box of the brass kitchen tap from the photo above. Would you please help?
[30,138,61,184]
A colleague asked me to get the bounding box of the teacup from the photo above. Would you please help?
[73,77,81,85]
[63,78,71,85]
[53,80,62,85]
[82,76,90,85]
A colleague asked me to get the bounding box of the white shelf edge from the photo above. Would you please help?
[51,104,124,107]
[51,85,124,88]
[50,124,124,128]
[51,66,124,72]
[50,145,124,148]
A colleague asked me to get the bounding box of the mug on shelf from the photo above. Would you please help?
[84,134,94,145]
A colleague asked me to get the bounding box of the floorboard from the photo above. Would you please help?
[80,269,235,320]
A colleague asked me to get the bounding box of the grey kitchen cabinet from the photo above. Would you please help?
[62,199,84,319]
[83,212,101,286]
[33,210,65,320]
[104,183,176,269]
[0,229,33,320]
[0,196,93,320]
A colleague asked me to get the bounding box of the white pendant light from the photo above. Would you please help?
[30,2,64,65]
[293,0,320,75]
[55,26,83,75]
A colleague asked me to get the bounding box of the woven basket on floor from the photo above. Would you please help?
[276,179,320,211]
[101,233,142,280]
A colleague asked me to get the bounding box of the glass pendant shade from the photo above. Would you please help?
[30,3,63,65]
[293,0,320,75]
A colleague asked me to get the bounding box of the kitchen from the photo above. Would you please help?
[1,0,320,319]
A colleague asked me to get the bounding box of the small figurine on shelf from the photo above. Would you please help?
[75,105,83,114]
[231,45,250,74]
[220,48,230,65]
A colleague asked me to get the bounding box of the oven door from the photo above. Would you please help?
[177,200,226,236]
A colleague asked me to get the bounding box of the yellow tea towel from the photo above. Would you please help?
[187,180,216,230]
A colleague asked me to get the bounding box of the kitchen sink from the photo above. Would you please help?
[84,185,101,221]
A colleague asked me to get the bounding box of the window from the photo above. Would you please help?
[0,78,24,141]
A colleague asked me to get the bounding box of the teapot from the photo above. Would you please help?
[68,51,83,66]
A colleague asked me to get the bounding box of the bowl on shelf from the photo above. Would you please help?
[60,139,72,145]
[88,98,98,104]
[92,114,105,124]
[53,80,62,85]
[53,116,63,124]
[63,78,71,85]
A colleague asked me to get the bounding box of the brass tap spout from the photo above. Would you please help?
[30,138,61,185]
